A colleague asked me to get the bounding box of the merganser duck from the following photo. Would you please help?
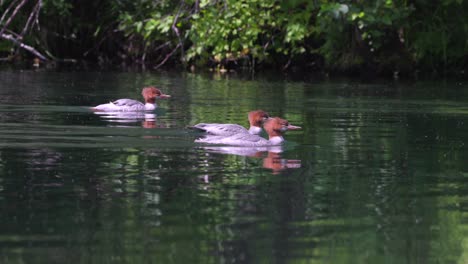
[195,117,301,146]
[93,86,170,112]
[189,110,270,136]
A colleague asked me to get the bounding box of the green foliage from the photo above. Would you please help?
[315,0,413,70]
[408,0,468,70]
[347,1,412,50]
[0,40,13,53]
[115,0,187,63]
[42,0,72,16]
[2,0,467,73]
[186,0,316,66]
[187,0,277,63]
[118,0,174,39]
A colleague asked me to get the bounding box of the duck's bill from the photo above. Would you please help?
[158,94,171,99]
[287,124,301,130]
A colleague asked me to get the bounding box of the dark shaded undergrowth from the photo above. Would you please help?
[1,0,467,77]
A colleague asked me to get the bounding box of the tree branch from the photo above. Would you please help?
[20,0,41,38]
[1,33,48,60]
[153,41,171,52]
[153,43,181,69]
[172,3,185,64]
[0,0,20,25]
[0,0,28,36]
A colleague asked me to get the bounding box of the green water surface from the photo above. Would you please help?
[0,70,468,263]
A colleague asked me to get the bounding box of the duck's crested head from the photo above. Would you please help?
[142,86,171,103]
[263,117,301,137]
[248,110,270,127]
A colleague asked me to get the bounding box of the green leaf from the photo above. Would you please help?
[382,15,392,25]
[136,21,143,33]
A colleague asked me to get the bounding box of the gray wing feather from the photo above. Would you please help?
[190,123,248,136]
[113,99,144,107]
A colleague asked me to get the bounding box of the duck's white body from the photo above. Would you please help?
[94,99,156,112]
[191,123,262,136]
[92,86,170,112]
[190,110,269,136]
[195,133,284,147]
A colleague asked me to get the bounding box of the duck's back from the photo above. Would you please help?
[94,99,147,111]
[190,123,249,136]
[112,99,146,110]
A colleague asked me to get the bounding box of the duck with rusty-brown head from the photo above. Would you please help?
[195,117,301,147]
[92,86,170,112]
[189,110,270,136]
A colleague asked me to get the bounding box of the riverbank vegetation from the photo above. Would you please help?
[1,0,467,76]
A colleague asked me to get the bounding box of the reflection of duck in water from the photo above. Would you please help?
[93,111,158,128]
[262,151,301,174]
[201,145,283,157]
[195,117,301,146]
[189,110,270,136]
[92,86,170,112]
[200,145,301,173]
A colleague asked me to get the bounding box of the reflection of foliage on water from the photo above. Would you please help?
[293,97,468,263]
[186,73,305,128]
[2,73,468,262]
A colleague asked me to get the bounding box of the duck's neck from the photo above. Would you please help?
[144,103,156,110]
[145,97,156,104]
[268,136,284,145]
[248,126,262,135]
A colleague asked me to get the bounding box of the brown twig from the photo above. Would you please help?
[0,0,20,25]
[171,2,185,64]
[153,43,181,69]
[1,33,48,60]
[20,0,41,38]
[282,57,292,71]
[83,28,113,56]
[153,41,171,52]
[0,0,28,36]
[194,0,199,13]
[4,27,21,38]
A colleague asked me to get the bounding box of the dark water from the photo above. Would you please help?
[1,70,468,263]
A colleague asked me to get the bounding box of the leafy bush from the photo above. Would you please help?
[1,0,467,74]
